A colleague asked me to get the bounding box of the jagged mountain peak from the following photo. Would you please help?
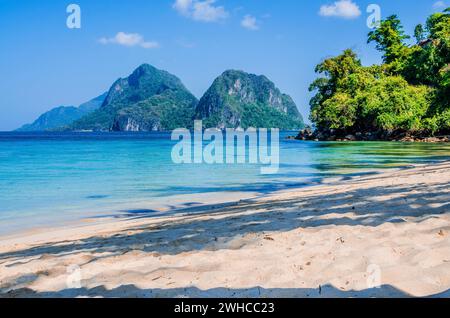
[195,69,304,129]
[101,64,186,109]
[70,65,198,131]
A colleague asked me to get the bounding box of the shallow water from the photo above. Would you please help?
[1,131,450,234]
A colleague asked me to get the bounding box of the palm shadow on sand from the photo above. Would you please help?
[3,284,450,298]
[0,164,449,297]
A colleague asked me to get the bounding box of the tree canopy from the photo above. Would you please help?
[310,8,450,137]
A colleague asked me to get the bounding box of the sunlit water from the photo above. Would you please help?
[1,131,450,235]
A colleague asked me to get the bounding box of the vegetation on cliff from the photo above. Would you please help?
[195,70,304,130]
[24,66,304,132]
[308,8,449,140]
[16,93,106,132]
[68,64,198,131]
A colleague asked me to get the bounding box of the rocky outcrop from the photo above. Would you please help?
[195,70,304,129]
[70,64,198,131]
[295,128,450,143]
[111,116,161,132]
[20,65,306,132]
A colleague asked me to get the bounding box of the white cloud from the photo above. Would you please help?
[319,0,361,19]
[99,32,160,49]
[433,1,447,9]
[173,0,228,22]
[173,0,192,15]
[241,15,259,31]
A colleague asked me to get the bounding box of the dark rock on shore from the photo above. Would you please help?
[294,128,450,143]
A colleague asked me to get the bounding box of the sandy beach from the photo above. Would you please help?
[1,162,450,298]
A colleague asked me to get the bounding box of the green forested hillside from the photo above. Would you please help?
[195,70,304,129]
[16,93,106,132]
[68,64,198,131]
[309,8,449,139]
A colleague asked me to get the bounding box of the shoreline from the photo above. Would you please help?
[0,190,261,239]
[0,161,413,240]
[293,128,450,143]
[1,161,450,298]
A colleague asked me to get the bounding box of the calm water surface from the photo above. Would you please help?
[1,131,450,234]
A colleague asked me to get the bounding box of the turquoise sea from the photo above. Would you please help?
[1,131,450,235]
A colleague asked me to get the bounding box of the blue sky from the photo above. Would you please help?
[0,0,446,130]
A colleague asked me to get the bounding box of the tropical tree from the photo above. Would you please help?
[309,49,361,131]
[367,15,411,70]
[309,8,450,137]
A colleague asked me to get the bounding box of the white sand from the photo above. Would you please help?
[0,162,449,298]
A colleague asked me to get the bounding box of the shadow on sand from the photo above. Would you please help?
[0,164,449,298]
[2,284,450,298]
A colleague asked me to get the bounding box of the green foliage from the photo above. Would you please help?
[68,64,198,131]
[368,15,411,69]
[69,66,303,131]
[357,76,431,132]
[310,8,450,137]
[240,103,304,129]
[196,70,304,129]
[17,94,106,132]
[318,93,357,129]
[437,108,450,131]
[414,24,425,43]
[309,49,362,130]
[403,10,450,88]
[114,90,197,131]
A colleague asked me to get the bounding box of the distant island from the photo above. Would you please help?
[17,65,304,132]
[297,8,449,142]
[16,93,106,132]
[195,70,303,129]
